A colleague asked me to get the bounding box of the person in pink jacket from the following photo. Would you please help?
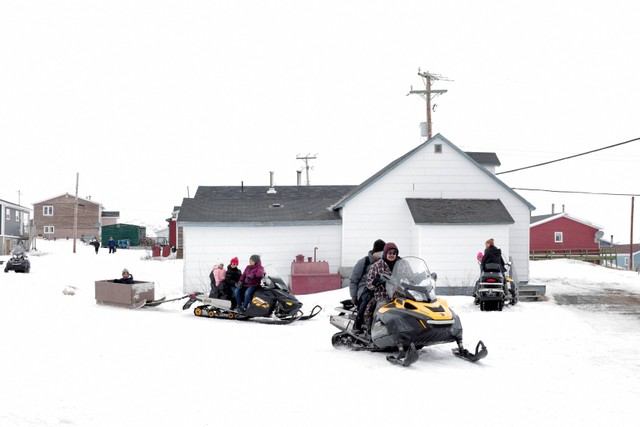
[209,261,226,298]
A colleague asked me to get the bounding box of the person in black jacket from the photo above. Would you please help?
[480,238,505,272]
[219,257,242,308]
[480,238,509,297]
[349,239,385,333]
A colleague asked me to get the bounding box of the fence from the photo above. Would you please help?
[529,247,618,267]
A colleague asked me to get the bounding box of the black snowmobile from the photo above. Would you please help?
[4,247,30,273]
[474,261,518,311]
[182,267,322,324]
[330,256,487,366]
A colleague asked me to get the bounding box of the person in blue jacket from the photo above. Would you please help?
[108,237,117,254]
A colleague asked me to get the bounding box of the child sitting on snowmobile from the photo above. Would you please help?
[208,261,226,298]
[233,255,265,312]
[219,257,242,306]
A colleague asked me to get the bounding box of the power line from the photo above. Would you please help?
[496,136,640,175]
[512,187,640,197]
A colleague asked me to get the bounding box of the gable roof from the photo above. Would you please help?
[530,212,602,230]
[32,193,102,206]
[406,199,514,224]
[0,199,30,210]
[331,133,535,210]
[179,185,355,224]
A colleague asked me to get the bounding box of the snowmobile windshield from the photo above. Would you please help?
[386,257,437,303]
[262,264,289,291]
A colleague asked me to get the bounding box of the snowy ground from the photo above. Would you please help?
[1,239,639,426]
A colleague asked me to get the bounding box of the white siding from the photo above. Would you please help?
[341,135,531,285]
[416,224,510,286]
[182,224,342,293]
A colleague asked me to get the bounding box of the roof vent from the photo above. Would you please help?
[268,171,277,194]
[271,203,283,208]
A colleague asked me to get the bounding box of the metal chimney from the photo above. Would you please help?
[267,171,276,194]
[297,170,302,186]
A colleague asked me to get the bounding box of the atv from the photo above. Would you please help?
[4,252,30,273]
[182,267,321,324]
[330,256,487,366]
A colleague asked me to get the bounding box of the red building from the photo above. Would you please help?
[530,213,602,252]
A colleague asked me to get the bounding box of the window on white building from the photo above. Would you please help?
[554,232,563,243]
[43,206,54,216]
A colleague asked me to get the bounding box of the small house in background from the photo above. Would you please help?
[0,198,31,255]
[101,211,120,227]
[33,194,103,241]
[530,211,603,253]
[612,243,640,271]
[101,223,146,247]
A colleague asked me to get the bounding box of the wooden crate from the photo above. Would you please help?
[95,280,154,308]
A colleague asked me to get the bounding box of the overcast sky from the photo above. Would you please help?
[1,0,638,241]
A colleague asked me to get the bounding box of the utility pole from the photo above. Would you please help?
[73,173,79,254]
[296,154,317,186]
[407,69,450,139]
[631,196,635,271]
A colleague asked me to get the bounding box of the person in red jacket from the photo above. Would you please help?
[233,255,265,312]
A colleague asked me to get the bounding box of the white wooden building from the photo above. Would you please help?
[177,134,534,293]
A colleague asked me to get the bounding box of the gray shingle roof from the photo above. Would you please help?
[530,214,557,224]
[406,198,515,224]
[179,185,356,223]
[465,152,501,166]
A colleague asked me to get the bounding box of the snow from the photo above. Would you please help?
[1,240,639,426]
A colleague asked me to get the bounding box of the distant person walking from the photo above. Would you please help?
[91,238,100,254]
[108,237,117,254]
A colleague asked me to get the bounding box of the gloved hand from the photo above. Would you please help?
[235,280,243,289]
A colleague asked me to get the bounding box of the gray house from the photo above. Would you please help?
[177,134,534,293]
[0,198,32,255]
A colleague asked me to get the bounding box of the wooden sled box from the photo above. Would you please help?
[95,280,155,308]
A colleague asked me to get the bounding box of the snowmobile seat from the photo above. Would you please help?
[483,262,503,273]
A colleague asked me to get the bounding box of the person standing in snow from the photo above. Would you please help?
[91,238,100,254]
[233,255,265,312]
[349,239,385,333]
[108,237,117,254]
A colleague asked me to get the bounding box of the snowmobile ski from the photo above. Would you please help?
[386,343,419,367]
[452,340,488,363]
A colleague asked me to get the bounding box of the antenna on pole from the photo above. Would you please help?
[296,154,317,186]
[407,69,451,139]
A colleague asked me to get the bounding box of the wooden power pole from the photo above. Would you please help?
[407,69,450,139]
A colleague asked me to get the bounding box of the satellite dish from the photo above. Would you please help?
[595,231,604,239]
